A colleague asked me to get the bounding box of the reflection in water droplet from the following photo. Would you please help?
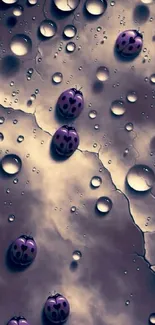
[111,100,126,116]
[85,0,107,16]
[72,250,82,261]
[0,117,5,124]
[91,176,102,188]
[1,154,22,175]
[125,122,133,132]
[63,25,77,38]
[8,214,15,222]
[96,66,109,81]
[127,91,138,103]
[54,0,80,11]
[52,72,63,84]
[17,135,24,143]
[2,0,17,3]
[126,164,155,192]
[0,133,4,141]
[66,42,76,52]
[150,74,155,84]
[96,196,112,214]
[13,5,23,16]
[28,0,38,4]
[39,20,57,38]
[10,34,32,56]
[89,110,97,119]
[149,313,155,325]
[71,206,76,212]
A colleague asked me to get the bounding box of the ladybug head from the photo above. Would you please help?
[76,90,83,96]
[20,235,33,240]
[134,30,143,39]
[48,293,62,299]
[71,88,77,93]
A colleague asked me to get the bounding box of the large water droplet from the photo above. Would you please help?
[52,72,63,84]
[149,314,155,324]
[28,0,38,4]
[54,0,80,11]
[0,133,4,141]
[96,196,112,214]
[89,110,97,119]
[111,100,126,116]
[125,122,133,132]
[91,176,102,188]
[141,0,153,3]
[10,34,32,56]
[127,91,138,103]
[0,117,5,124]
[72,250,82,261]
[85,0,107,16]
[1,154,22,175]
[150,74,155,84]
[63,25,77,38]
[13,5,23,16]
[66,42,76,53]
[39,20,57,38]
[2,0,17,3]
[126,164,155,192]
[96,66,109,81]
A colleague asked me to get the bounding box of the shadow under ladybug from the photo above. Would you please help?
[5,246,29,272]
[114,46,140,62]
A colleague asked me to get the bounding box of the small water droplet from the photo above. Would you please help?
[66,42,76,53]
[72,250,82,261]
[85,0,107,16]
[127,91,138,103]
[13,5,23,16]
[110,0,115,6]
[71,206,76,212]
[91,176,102,188]
[13,178,18,184]
[39,20,57,38]
[149,313,155,324]
[0,117,5,124]
[96,196,112,214]
[10,34,32,56]
[125,300,130,306]
[8,214,15,222]
[63,25,77,38]
[52,72,63,84]
[126,164,155,192]
[94,124,99,130]
[1,154,22,175]
[125,122,133,132]
[17,135,24,143]
[96,66,109,81]
[111,100,125,116]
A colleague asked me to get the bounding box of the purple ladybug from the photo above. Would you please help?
[52,125,79,157]
[7,317,29,325]
[115,29,143,57]
[44,293,70,324]
[9,235,37,267]
[57,88,84,119]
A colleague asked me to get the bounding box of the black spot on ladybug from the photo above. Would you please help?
[129,37,135,44]
[60,143,64,148]
[31,248,34,253]
[16,252,20,258]
[117,44,119,49]
[74,137,77,142]
[72,107,76,113]
[21,245,27,251]
[129,46,133,51]
[54,303,61,310]
[63,302,67,307]
[60,310,66,317]
[23,253,28,259]
[63,104,68,109]
[62,96,66,100]
[78,103,81,107]
[69,143,73,149]
[64,136,71,142]
[137,45,140,48]
[122,33,126,37]
[52,312,57,318]
[122,41,126,45]
[56,135,60,139]
[14,245,17,250]
[47,306,51,311]
[69,98,76,104]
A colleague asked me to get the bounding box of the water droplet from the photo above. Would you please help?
[96,66,109,81]
[85,0,107,16]
[54,0,80,11]
[141,0,153,3]
[89,110,97,119]
[27,68,33,75]
[66,42,76,53]
[52,72,63,84]
[149,313,155,324]
[110,0,115,5]
[150,74,155,84]
[30,94,36,101]
[13,5,23,16]
[17,135,24,143]
[10,81,14,87]
[10,34,32,56]
[72,250,82,261]
[63,25,77,38]
[125,122,133,132]
[126,164,155,192]
[94,124,99,130]
[91,176,102,188]
[1,154,22,175]
[0,133,4,141]
[8,214,15,222]
[13,178,18,184]
[125,300,130,306]
[111,100,126,116]
[127,91,138,103]
[96,196,112,214]
[0,117,5,124]
[2,0,17,3]
[28,0,38,4]
[39,20,57,38]
[71,206,76,212]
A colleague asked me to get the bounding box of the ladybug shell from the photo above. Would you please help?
[7,317,29,325]
[57,88,84,119]
[52,125,79,157]
[115,29,143,57]
[10,235,37,266]
[44,294,70,324]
